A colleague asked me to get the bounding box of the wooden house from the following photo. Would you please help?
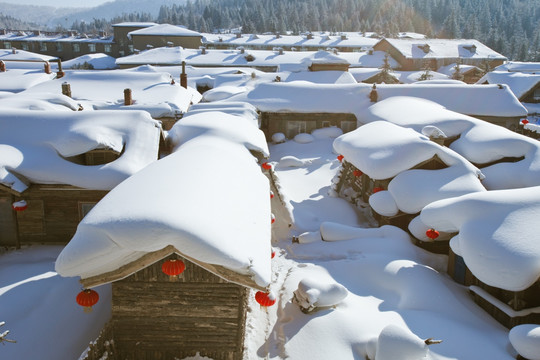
[128,24,203,51]
[0,109,161,247]
[55,108,273,360]
[372,38,506,71]
[80,248,251,360]
[477,70,540,104]
[260,112,357,139]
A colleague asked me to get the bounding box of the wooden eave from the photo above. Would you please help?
[0,182,22,196]
[80,244,267,292]
[517,80,540,102]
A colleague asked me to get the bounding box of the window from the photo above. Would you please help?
[40,42,47,51]
[21,43,28,51]
[88,43,96,52]
[128,45,134,53]
[533,88,540,101]
[56,42,63,52]
[104,44,112,53]
[73,43,80,52]
[287,120,307,138]
[78,202,97,220]
[340,120,357,133]
[3,41,11,49]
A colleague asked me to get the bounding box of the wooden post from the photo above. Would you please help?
[44,62,51,74]
[61,82,72,98]
[0,61,5,72]
[124,88,132,106]
[180,61,187,89]
[56,60,64,78]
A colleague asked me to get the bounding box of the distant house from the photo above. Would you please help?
[373,38,506,71]
[477,70,540,104]
[111,22,157,56]
[55,108,272,360]
[128,24,203,51]
[438,63,484,84]
[0,110,161,246]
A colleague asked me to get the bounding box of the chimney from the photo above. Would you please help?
[199,46,206,54]
[0,61,5,72]
[0,29,6,35]
[33,30,41,36]
[124,88,132,105]
[61,82,72,98]
[180,61,187,89]
[238,46,245,54]
[340,33,347,40]
[236,32,241,38]
[306,33,313,40]
[44,61,51,74]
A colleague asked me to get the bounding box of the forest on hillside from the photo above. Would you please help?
[4,0,540,61]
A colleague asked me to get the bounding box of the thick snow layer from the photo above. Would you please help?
[228,82,526,121]
[55,128,272,288]
[20,67,196,117]
[0,91,82,111]
[167,109,269,158]
[0,109,160,192]
[366,96,540,190]
[477,71,540,99]
[293,277,348,312]
[509,324,540,360]
[201,85,248,102]
[419,187,540,291]
[0,48,57,62]
[284,70,357,84]
[61,53,118,70]
[128,24,201,38]
[0,68,56,93]
[374,324,431,360]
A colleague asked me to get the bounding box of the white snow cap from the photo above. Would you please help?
[374,324,431,360]
[56,110,272,289]
[420,187,540,291]
[0,109,160,193]
[509,324,540,360]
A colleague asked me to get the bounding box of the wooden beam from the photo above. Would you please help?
[80,245,267,291]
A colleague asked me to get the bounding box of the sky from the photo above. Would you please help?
[0,0,109,7]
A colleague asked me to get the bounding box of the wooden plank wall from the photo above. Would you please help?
[260,112,357,139]
[112,254,249,360]
[0,185,108,245]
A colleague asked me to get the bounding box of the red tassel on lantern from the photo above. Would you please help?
[337,155,344,162]
[426,228,440,240]
[12,200,27,211]
[372,187,384,193]
[162,259,186,280]
[76,289,99,313]
[262,162,272,170]
[353,170,363,177]
[255,291,276,307]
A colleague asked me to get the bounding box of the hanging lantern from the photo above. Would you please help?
[76,289,99,313]
[271,213,276,224]
[426,228,440,240]
[271,249,276,259]
[353,169,363,177]
[255,291,276,307]
[270,191,275,199]
[12,200,27,212]
[337,155,344,162]
[162,259,186,280]
[372,187,384,193]
[522,119,529,125]
[261,162,272,170]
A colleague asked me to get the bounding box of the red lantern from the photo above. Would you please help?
[255,291,276,307]
[76,289,99,313]
[426,228,440,240]
[522,119,529,125]
[12,200,27,212]
[162,259,186,279]
[271,249,276,259]
[372,187,384,193]
[271,213,276,224]
[270,191,275,199]
[262,162,272,170]
[353,169,363,177]
[337,154,344,162]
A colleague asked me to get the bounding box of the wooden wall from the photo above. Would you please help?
[0,185,107,246]
[260,112,357,139]
[111,254,249,360]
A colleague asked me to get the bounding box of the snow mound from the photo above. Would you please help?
[373,324,438,360]
[279,155,307,168]
[272,132,286,143]
[509,324,540,360]
[202,85,247,102]
[311,126,344,139]
[294,133,315,143]
[293,277,348,313]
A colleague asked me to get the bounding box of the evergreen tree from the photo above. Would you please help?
[452,58,464,81]
[417,60,433,81]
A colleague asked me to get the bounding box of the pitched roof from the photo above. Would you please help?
[128,24,202,38]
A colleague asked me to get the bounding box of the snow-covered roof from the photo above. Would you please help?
[393,70,450,84]
[419,187,540,291]
[112,22,158,28]
[0,109,161,193]
[203,32,378,50]
[476,71,540,99]
[0,68,56,93]
[0,48,58,62]
[379,38,507,60]
[438,63,480,77]
[226,81,527,120]
[115,46,395,70]
[0,31,113,44]
[284,70,357,84]
[333,121,485,215]
[0,91,82,111]
[365,96,540,190]
[20,66,199,118]
[128,24,201,38]
[55,110,272,291]
[494,61,540,73]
